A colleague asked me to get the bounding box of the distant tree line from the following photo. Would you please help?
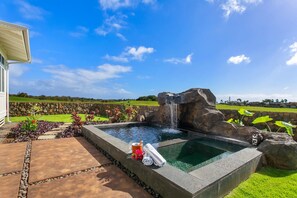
[218,98,297,108]
[11,92,157,102]
[136,95,157,101]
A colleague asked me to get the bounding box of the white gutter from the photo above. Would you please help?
[6,64,10,123]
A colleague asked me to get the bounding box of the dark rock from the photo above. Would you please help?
[210,121,238,137]
[179,88,216,106]
[157,92,174,105]
[154,88,224,130]
[258,135,297,170]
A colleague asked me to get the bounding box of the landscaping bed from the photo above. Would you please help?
[7,121,63,142]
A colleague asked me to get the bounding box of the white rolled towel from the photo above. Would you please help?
[143,143,166,167]
[142,153,153,166]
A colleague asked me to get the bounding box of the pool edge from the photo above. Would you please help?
[82,123,263,198]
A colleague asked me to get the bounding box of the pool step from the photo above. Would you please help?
[189,148,263,198]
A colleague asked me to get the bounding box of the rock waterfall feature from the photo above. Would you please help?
[149,88,297,170]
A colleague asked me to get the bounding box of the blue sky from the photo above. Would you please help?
[1,0,297,101]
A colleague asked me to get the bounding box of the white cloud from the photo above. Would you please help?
[217,93,295,102]
[15,0,47,20]
[127,46,154,60]
[30,31,41,38]
[221,0,246,18]
[9,64,29,77]
[95,14,127,40]
[164,53,193,64]
[70,26,89,38]
[116,33,127,41]
[142,0,156,4]
[98,0,157,10]
[207,0,262,18]
[286,42,297,66]
[31,58,43,64]
[99,0,132,10]
[104,54,129,62]
[116,88,131,94]
[8,63,134,98]
[104,46,155,62]
[43,64,131,83]
[227,54,251,64]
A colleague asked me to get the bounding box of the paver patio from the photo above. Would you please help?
[0,142,27,174]
[0,137,152,198]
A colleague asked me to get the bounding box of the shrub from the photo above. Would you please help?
[9,121,63,142]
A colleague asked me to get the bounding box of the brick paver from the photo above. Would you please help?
[0,137,152,198]
[0,174,21,198]
[29,137,111,183]
[28,165,151,198]
[0,142,26,174]
[0,123,17,143]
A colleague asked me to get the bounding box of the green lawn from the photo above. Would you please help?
[8,114,108,123]
[10,96,297,112]
[9,96,61,103]
[9,96,159,106]
[226,167,297,198]
[216,104,297,113]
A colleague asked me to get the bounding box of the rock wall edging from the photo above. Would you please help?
[221,110,297,132]
[9,102,158,117]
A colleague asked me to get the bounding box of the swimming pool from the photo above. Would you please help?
[98,125,188,145]
[158,137,244,172]
[83,123,262,198]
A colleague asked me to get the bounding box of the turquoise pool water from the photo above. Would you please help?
[99,125,188,145]
[99,124,244,172]
[158,138,245,172]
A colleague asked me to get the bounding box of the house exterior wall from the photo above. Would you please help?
[0,47,7,126]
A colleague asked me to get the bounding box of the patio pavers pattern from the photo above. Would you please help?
[0,142,26,174]
[0,137,152,198]
[29,137,110,183]
[0,174,22,198]
[28,166,152,198]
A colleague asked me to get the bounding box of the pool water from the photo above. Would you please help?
[158,138,245,172]
[99,125,188,145]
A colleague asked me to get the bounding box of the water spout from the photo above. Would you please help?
[169,102,178,129]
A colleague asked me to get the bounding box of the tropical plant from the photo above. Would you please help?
[9,121,63,142]
[275,121,296,136]
[252,115,273,132]
[21,104,41,132]
[106,104,138,123]
[85,111,95,123]
[227,108,254,126]
[71,112,83,129]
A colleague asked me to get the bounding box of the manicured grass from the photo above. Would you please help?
[226,167,297,198]
[102,100,159,106]
[9,96,297,111]
[10,96,44,102]
[216,104,297,113]
[8,114,109,123]
[9,96,159,106]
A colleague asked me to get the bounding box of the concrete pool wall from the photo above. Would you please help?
[82,123,263,198]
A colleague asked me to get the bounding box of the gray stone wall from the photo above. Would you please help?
[9,102,158,117]
[221,110,297,132]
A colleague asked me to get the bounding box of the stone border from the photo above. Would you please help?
[18,141,32,198]
[30,164,113,186]
[82,123,263,198]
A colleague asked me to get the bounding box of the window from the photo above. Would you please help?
[0,53,6,92]
[0,67,4,92]
[0,54,3,65]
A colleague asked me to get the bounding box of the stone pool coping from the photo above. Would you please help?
[82,122,263,198]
